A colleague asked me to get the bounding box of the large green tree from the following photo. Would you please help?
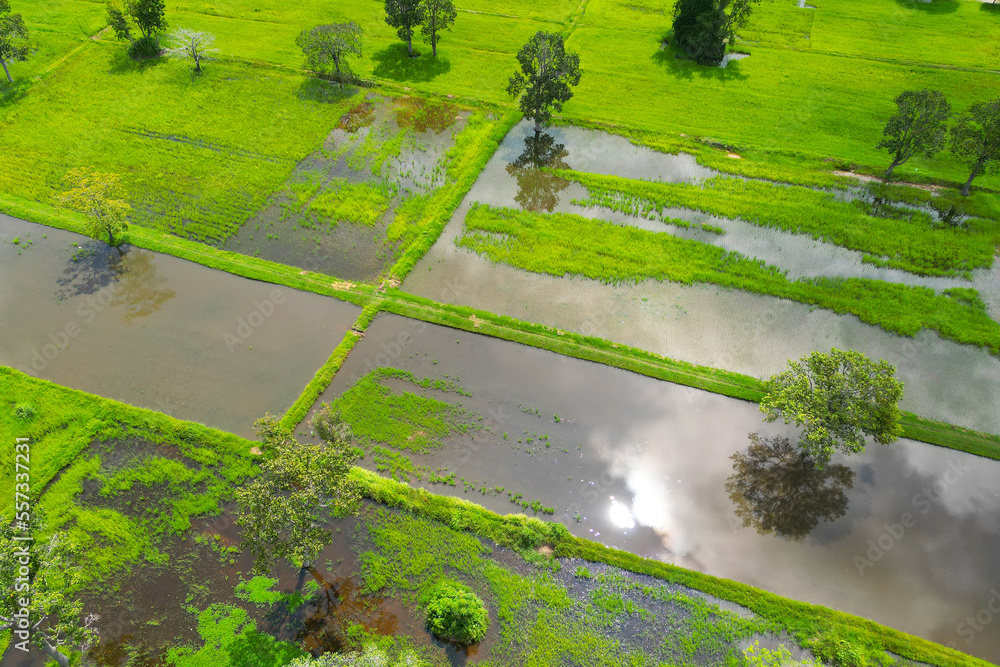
[420,0,456,57]
[0,0,29,84]
[58,168,131,247]
[106,0,166,43]
[507,32,582,133]
[672,0,760,66]
[760,349,904,465]
[235,409,360,574]
[1,517,100,667]
[877,89,951,180]
[296,23,363,84]
[385,0,424,58]
[950,98,1000,196]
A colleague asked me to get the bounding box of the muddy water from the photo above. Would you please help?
[403,124,1000,435]
[299,314,1000,663]
[222,95,468,284]
[0,216,359,436]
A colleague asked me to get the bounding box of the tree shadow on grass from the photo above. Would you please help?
[296,77,361,104]
[893,0,959,14]
[650,37,749,83]
[107,48,165,75]
[0,80,31,109]
[979,1,1000,15]
[371,43,451,83]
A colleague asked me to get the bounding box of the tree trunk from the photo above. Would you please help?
[107,226,116,246]
[961,159,984,197]
[41,639,70,667]
[883,156,904,180]
[432,34,437,57]
[1,58,11,84]
[334,57,341,86]
[195,54,201,73]
[407,32,413,57]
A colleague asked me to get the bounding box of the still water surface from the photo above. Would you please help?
[302,314,1000,662]
[0,215,359,436]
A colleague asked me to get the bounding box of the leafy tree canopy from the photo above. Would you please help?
[420,0,456,57]
[507,31,581,133]
[235,408,360,573]
[296,23,363,83]
[0,0,30,84]
[385,0,424,57]
[877,89,951,180]
[950,97,1000,196]
[1,513,100,667]
[58,168,132,247]
[760,348,904,465]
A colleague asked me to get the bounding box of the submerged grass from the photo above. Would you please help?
[456,204,1000,356]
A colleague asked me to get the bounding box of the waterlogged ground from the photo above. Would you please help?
[222,94,468,283]
[298,314,1000,662]
[0,436,784,667]
[403,121,1000,435]
[0,216,359,436]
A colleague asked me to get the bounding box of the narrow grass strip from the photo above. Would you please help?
[279,330,364,431]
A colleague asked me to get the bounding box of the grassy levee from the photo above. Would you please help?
[273,287,1000,461]
[278,330,365,431]
[0,366,991,667]
[559,169,1000,278]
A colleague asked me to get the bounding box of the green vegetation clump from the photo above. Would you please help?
[420,579,489,645]
[456,204,1000,356]
[328,367,479,454]
[307,180,390,227]
[13,402,35,420]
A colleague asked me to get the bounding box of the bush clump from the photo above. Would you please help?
[420,580,488,645]
[13,403,36,420]
[128,36,161,59]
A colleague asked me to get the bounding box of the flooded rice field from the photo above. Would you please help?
[298,314,1000,662]
[0,215,359,436]
[402,121,1000,435]
[221,95,468,284]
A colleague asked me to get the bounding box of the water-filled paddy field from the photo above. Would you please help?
[298,314,1000,662]
[0,215,359,436]
[403,121,1000,435]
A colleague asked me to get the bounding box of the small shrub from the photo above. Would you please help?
[810,632,867,667]
[129,36,162,59]
[420,580,488,645]
[574,566,592,579]
[14,403,36,420]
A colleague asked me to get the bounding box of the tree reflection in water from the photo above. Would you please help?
[56,245,175,323]
[725,433,855,541]
[506,132,571,213]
